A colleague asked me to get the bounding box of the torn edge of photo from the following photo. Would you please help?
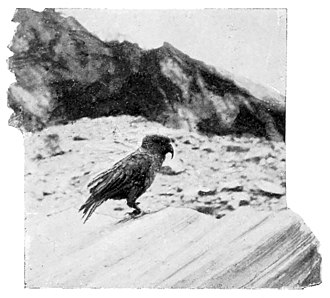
[5,8,321,289]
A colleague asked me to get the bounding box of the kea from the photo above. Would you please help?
[79,134,174,223]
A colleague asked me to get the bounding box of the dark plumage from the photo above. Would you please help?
[79,134,174,223]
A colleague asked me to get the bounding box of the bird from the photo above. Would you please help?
[79,134,174,223]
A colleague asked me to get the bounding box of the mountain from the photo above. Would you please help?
[8,8,285,141]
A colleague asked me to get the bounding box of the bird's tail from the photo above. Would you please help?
[79,196,105,224]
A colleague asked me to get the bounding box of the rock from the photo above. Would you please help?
[225,145,250,153]
[220,181,244,192]
[194,205,217,215]
[239,200,250,206]
[215,213,226,219]
[253,180,286,197]
[204,201,215,205]
[25,207,320,288]
[266,157,276,164]
[226,205,235,211]
[197,189,217,196]
[9,9,285,141]
[33,153,44,161]
[202,148,215,153]
[73,136,88,141]
[159,193,174,197]
[210,166,220,171]
[244,148,274,163]
[223,185,244,192]
[42,191,53,196]
[113,207,124,211]
[159,166,186,176]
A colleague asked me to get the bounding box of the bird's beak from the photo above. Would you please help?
[167,144,174,159]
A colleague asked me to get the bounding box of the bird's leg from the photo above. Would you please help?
[126,200,142,216]
[131,202,141,216]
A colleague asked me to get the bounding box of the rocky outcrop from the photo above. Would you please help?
[9,8,285,141]
[25,207,320,288]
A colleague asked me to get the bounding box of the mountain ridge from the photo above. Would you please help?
[8,8,285,141]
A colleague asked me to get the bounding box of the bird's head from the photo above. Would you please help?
[141,135,174,159]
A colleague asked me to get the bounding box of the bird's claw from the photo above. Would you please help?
[125,209,142,217]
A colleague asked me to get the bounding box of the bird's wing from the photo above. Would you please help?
[88,151,153,199]
[79,151,154,223]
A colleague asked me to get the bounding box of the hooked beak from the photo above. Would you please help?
[167,144,174,159]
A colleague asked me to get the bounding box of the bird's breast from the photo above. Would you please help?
[151,154,165,172]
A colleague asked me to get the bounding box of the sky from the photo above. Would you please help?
[59,9,286,94]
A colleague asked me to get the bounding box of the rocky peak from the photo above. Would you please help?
[8,8,285,141]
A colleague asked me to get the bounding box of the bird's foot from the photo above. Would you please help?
[125,209,142,218]
[129,211,141,217]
